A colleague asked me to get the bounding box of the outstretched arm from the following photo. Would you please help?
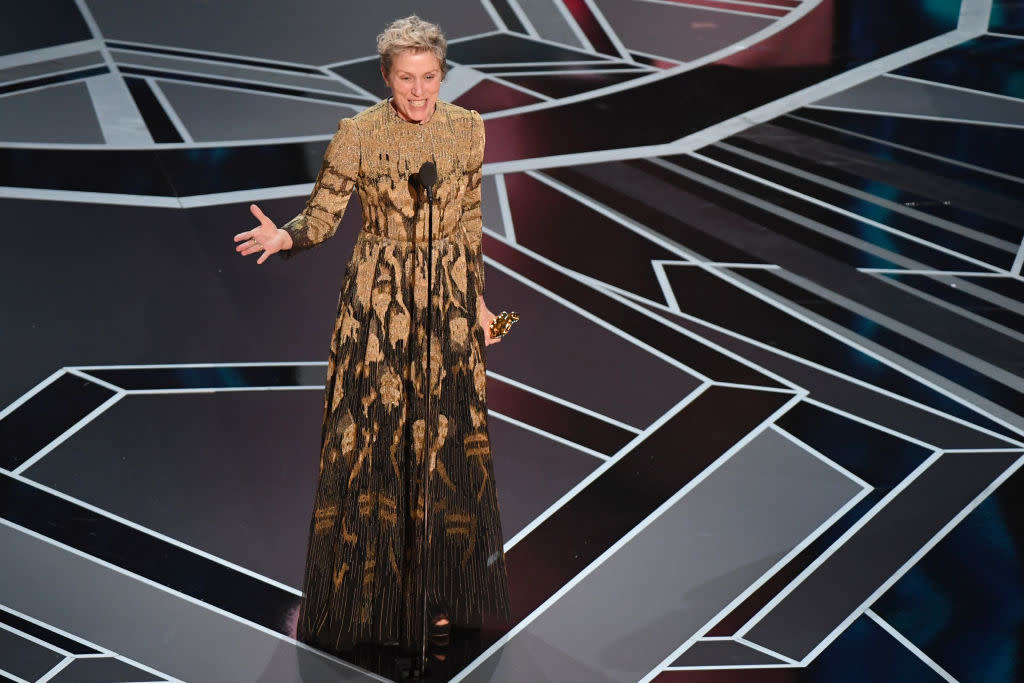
[234,117,359,262]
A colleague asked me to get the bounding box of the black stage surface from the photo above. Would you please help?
[1,1,1023,681]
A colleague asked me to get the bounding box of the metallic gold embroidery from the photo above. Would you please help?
[314,505,337,534]
[379,366,402,408]
[339,313,360,342]
[365,330,383,364]
[473,362,487,400]
[294,103,510,650]
[449,317,468,348]
[389,305,410,345]
[333,562,349,588]
[470,404,485,428]
[340,415,357,459]
[341,516,358,545]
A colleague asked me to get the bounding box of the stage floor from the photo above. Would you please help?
[1,1,1022,681]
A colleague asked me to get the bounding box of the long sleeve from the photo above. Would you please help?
[460,110,486,296]
[282,117,360,257]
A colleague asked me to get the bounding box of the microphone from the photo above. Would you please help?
[418,161,437,203]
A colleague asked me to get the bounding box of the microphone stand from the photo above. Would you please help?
[416,162,437,677]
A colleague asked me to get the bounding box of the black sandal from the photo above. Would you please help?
[427,614,451,661]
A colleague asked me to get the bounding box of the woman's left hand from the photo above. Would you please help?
[478,296,502,346]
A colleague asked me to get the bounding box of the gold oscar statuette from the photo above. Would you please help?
[489,311,520,339]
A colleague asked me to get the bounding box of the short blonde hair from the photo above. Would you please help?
[377,15,447,77]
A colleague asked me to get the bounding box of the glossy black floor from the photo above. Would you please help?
[2,1,1023,682]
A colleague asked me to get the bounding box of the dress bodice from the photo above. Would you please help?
[283,99,485,248]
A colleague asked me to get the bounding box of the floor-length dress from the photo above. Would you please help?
[284,100,511,653]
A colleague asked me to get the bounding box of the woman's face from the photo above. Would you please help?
[382,50,443,124]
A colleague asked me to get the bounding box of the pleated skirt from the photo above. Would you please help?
[296,230,511,653]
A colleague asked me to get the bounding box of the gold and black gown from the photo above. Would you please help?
[283,100,511,653]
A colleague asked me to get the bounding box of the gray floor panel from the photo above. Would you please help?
[593,0,772,62]
[0,625,64,681]
[485,267,703,429]
[0,523,385,683]
[460,427,864,682]
[110,49,364,95]
[156,80,362,142]
[671,638,786,667]
[741,450,1022,661]
[736,122,1024,229]
[0,81,105,143]
[84,73,153,145]
[439,65,488,103]
[21,386,601,589]
[812,74,1024,127]
[86,0,497,66]
[0,51,103,86]
[26,391,326,589]
[481,180,506,240]
[48,656,166,683]
[489,416,603,539]
[673,315,1019,448]
[514,0,587,50]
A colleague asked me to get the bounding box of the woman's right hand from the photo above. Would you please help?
[234,204,293,264]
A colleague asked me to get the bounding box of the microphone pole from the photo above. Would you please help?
[416,160,437,674]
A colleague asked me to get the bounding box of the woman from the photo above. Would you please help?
[234,16,512,654]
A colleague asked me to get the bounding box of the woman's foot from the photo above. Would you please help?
[428,614,451,661]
